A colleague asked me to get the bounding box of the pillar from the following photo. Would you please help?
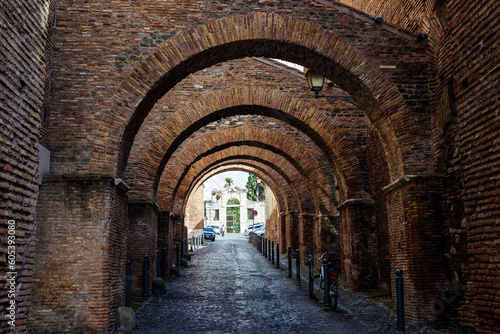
[299,213,316,264]
[338,198,378,291]
[383,175,447,324]
[158,211,173,275]
[29,176,128,333]
[127,200,159,298]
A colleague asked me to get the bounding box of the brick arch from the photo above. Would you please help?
[160,143,316,215]
[183,163,288,217]
[126,87,363,203]
[153,124,337,214]
[172,155,301,217]
[94,12,431,184]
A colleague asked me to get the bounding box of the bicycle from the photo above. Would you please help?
[311,252,339,311]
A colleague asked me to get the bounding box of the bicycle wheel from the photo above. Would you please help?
[329,280,338,311]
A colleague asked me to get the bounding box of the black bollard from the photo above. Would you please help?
[268,239,271,261]
[181,239,185,259]
[323,259,330,310]
[176,242,180,267]
[190,238,193,252]
[396,269,405,333]
[296,249,301,286]
[288,246,292,278]
[308,255,314,299]
[144,255,149,300]
[126,260,131,307]
[276,243,280,269]
[264,238,267,257]
[156,250,160,277]
[271,241,275,264]
[162,247,167,279]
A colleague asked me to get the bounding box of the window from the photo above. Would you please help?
[214,209,219,221]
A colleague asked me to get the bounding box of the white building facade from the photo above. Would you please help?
[205,186,265,233]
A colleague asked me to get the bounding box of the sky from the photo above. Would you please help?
[203,171,249,201]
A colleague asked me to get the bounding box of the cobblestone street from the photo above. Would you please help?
[131,234,438,334]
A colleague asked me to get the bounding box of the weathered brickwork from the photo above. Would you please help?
[184,185,204,237]
[127,201,158,298]
[0,0,50,331]
[28,177,128,333]
[1,0,498,332]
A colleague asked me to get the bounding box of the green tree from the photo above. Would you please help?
[246,174,265,201]
[223,177,234,189]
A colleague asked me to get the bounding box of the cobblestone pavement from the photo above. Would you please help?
[131,234,439,334]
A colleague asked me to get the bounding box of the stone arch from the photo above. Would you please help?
[93,12,431,184]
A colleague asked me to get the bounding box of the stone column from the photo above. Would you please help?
[30,176,129,333]
[127,200,159,298]
[383,175,447,324]
[338,199,377,291]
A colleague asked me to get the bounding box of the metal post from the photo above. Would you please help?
[268,239,271,260]
[162,247,167,279]
[308,255,314,299]
[181,239,185,259]
[176,242,180,267]
[156,250,160,278]
[295,249,301,286]
[271,241,275,264]
[263,238,267,257]
[144,255,149,300]
[276,243,280,269]
[126,260,131,307]
[190,238,193,252]
[396,269,405,333]
[323,259,330,310]
[288,246,292,278]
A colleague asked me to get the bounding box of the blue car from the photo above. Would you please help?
[204,227,216,242]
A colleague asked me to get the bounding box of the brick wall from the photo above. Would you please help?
[29,176,128,333]
[185,185,204,237]
[0,0,50,332]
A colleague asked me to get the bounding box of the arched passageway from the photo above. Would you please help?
[28,7,451,334]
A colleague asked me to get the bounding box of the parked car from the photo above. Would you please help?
[244,224,263,236]
[253,224,265,236]
[204,227,216,242]
[208,225,221,235]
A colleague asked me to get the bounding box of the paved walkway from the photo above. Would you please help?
[131,234,438,334]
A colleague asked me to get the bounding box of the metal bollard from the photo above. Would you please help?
[190,238,193,252]
[295,249,301,286]
[162,247,167,279]
[271,241,275,264]
[264,238,267,257]
[144,255,149,300]
[276,243,280,269]
[176,242,180,267]
[126,260,131,307]
[181,239,185,259]
[288,246,292,278]
[268,239,271,261]
[323,259,330,310]
[396,269,405,333]
[308,255,314,299]
[156,250,160,277]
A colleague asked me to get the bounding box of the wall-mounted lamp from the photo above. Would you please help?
[305,70,325,98]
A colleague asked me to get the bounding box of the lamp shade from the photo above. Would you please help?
[305,70,324,92]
